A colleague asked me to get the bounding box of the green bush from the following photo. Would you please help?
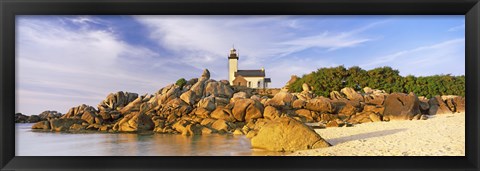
[175,78,187,88]
[288,65,464,98]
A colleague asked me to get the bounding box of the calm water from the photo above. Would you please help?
[16,124,286,156]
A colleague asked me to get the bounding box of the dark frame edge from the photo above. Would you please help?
[466,2,480,170]
[1,0,16,170]
[1,0,480,171]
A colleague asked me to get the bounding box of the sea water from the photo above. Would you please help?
[15,124,286,156]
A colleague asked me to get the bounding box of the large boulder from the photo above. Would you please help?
[305,97,335,113]
[383,92,421,120]
[341,87,364,102]
[232,99,264,122]
[428,96,453,115]
[112,112,154,132]
[197,95,216,111]
[50,118,87,131]
[250,117,331,152]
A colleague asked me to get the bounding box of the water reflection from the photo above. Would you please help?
[16,124,287,156]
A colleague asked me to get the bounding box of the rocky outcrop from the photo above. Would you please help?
[26,69,465,152]
[250,117,331,152]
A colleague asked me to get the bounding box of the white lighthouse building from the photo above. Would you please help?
[228,47,271,88]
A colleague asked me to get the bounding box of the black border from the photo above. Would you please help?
[1,0,479,170]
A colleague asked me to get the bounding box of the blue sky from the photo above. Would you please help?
[16,15,465,115]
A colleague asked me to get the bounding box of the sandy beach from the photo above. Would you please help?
[289,112,465,156]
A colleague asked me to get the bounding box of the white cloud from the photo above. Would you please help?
[134,15,378,85]
[16,16,175,115]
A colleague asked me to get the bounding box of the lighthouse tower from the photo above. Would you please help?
[228,47,239,85]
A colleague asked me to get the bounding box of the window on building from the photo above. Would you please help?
[248,81,251,87]
[257,81,260,88]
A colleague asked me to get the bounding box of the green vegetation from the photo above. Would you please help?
[288,65,465,98]
[175,78,187,88]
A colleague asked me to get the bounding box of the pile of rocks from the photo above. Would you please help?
[29,69,465,152]
[15,111,62,123]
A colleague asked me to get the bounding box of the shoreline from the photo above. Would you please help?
[288,112,465,156]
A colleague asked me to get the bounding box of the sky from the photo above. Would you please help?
[16,15,465,115]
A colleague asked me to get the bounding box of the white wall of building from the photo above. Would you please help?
[244,77,267,89]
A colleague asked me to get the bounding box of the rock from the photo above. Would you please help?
[80,110,102,125]
[263,106,282,120]
[337,102,357,116]
[50,118,87,131]
[348,111,374,124]
[172,120,203,136]
[420,115,428,120]
[453,96,465,113]
[201,69,210,79]
[118,96,143,114]
[296,91,315,101]
[292,99,307,109]
[295,109,315,122]
[428,96,453,115]
[27,115,41,123]
[69,124,86,131]
[302,83,311,92]
[112,112,154,132]
[413,114,422,120]
[369,113,382,122]
[329,91,345,100]
[211,119,230,133]
[98,91,138,111]
[210,107,236,122]
[232,99,264,122]
[197,95,216,111]
[38,110,62,120]
[63,104,98,119]
[305,97,335,113]
[341,87,364,102]
[363,105,384,115]
[31,121,51,130]
[250,117,331,152]
[363,87,374,94]
[15,113,29,123]
[232,91,248,99]
[383,92,421,120]
[180,90,198,105]
[326,120,339,127]
[264,91,297,109]
[364,94,385,106]
[233,129,244,135]
[204,81,234,98]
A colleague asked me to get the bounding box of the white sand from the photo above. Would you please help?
[289,113,465,156]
